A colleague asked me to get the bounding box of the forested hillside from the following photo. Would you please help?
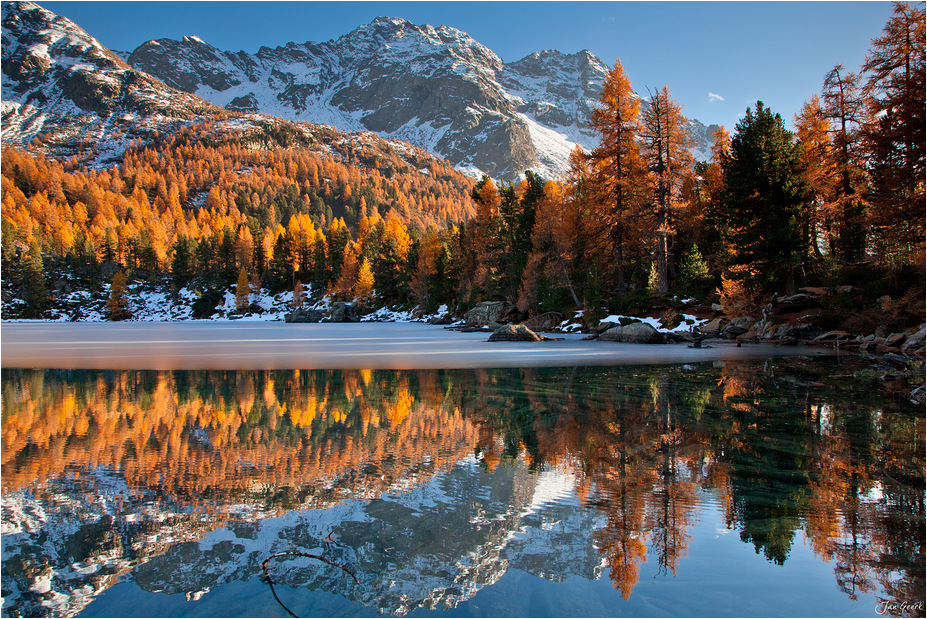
[1,2,923,331]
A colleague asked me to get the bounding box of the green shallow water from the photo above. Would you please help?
[1,358,923,617]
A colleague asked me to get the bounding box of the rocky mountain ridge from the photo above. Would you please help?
[0,1,221,164]
[2,2,717,179]
[0,2,477,181]
[126,15,717,179]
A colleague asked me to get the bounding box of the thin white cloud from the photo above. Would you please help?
[708,92,725,103]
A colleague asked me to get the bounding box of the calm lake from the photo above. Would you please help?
[1,325,923,617]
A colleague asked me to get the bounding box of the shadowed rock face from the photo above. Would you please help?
[127,35,248,93]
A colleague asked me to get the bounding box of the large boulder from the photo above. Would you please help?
[883,332,907,348]
[285,308,325,323]
[860,338,885,354]
[722,316,755,338]
[699,317,727,336]
[599,322,666,344]
[488,324,542,342]
[464,301,514,327]
[901,324,926,355]
[774,322,824,340]
[595,317,641,334]
[330,302,359,323]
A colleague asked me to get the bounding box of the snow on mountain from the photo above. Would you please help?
[500,49,607,173]
[127,17,721,181]
[2,2,717,178]
[687,118,721,162]
[0,1,220,164]
[124,17,610,180]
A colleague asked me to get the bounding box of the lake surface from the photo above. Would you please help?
[0,326,923,618]
[0,322,832,369]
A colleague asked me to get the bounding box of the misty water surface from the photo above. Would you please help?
[0,322,833,369]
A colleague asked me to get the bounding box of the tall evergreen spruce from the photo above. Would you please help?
[721,102,812,293]
[21,241,48,317]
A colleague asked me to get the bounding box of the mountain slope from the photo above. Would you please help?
[1,1,476,203]
[127,17,616,179]
[0,1,222,163]
[2,2,719,180]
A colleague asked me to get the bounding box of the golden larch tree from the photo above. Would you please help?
[588,60,649,296]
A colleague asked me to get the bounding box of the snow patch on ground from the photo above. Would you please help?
[10,279,460,324]
[600,314,708,333]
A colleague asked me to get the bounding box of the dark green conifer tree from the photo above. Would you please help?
[171,235,196,289]
[721,102,812,293]
[21,241,48,317]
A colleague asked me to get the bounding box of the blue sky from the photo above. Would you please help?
[42,1,895,132]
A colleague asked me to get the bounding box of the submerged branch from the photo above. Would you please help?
[261,549,360,618]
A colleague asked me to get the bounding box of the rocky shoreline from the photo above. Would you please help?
[443,294,925,404]
[453,294,925,354]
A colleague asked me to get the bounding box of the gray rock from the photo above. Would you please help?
[860,338,886,354]
[813,330,852,342]
[330,302,359,322]
[285,308,325,323]
[487,324,542,342]
[884,333,907,348]
[464,301,512,327]
[757,319,784,340]
[53,279,72,295]
[699,318,727,336]
[722,316,754,338]
[776,323,824,340]
[910,384,925,405]
[901,324,926,353]
[599,322,666,344]
[101,261,121,279]
[884,353,911,368]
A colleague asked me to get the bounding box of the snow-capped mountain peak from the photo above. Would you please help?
[3,3,716,180]
[1,0,220,163]
[123,15,600,179]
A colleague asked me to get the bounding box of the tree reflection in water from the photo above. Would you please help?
[1,360,923,617]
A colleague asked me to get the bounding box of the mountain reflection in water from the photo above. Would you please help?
[1,361,923,618]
